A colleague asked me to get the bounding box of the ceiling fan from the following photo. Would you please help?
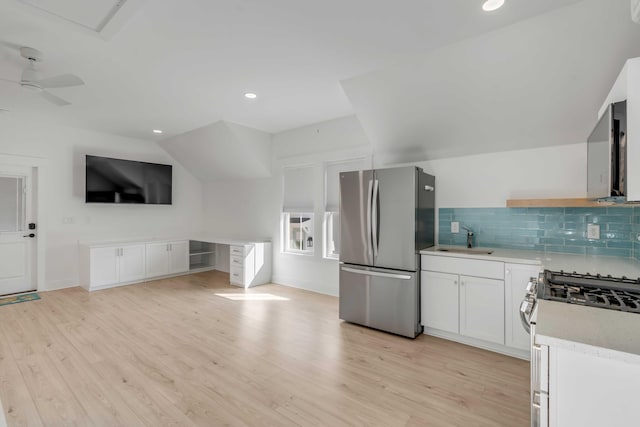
[0,46,84,106]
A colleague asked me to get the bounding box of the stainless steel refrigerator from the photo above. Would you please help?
[339,166,435,338]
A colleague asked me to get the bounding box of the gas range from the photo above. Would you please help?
[520,270,640,335]
[521,269,640,427]
[538,270,640,314]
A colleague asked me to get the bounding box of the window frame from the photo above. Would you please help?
[281,212,315,256]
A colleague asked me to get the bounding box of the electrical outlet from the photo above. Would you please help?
[587,223,600,240]
[451,221,459,233]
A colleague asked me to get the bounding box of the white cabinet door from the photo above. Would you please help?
[146,242,169,278]
[169,241,189,274]
[89,247,119,287]
[421,271,459,334]
[460,275,505,344]
[505,263,539,350]
[550,346,640,427]
[119,245,146,283]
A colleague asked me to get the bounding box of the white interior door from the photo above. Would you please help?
[0,165,36,295]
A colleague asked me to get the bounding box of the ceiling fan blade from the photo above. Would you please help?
[40,90,71,106]
[38,73,84,89]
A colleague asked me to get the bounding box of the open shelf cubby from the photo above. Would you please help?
[189,240,217,271]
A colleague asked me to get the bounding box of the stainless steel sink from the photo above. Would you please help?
[436,248,494,255]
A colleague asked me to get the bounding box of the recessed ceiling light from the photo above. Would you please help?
[482,0,505,12]
[152,129,163,134]
[244,92,257,99]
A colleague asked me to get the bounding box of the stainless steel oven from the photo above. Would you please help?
[530,319,549,427]
[520,272,549,427]
[520,270,640,427]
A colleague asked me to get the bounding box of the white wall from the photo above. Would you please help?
[0,116,204,290]
[203,115,588,296]
[204,177,279,242]
[411,143,587,208]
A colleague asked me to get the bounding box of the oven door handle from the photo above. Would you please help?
[520,300,531,334]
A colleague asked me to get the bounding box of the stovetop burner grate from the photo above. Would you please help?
[541,270,640,314]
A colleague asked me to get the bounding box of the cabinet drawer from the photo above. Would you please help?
[230,266,244,284]
[421,255,504,280]
[230,245,248,256]
[230,255,244,267]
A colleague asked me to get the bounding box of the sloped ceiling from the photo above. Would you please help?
[0,0,583,140]
[341,0,640,165]
[159,121,271,181]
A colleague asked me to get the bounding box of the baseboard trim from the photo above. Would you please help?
[424,327,530,360]
[272,275,338,297]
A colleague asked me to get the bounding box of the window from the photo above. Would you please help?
[323,211,340,259]
[284,212,315,254]
[0,176,25,232]
[323,157,371,259]
[282,166,314,255]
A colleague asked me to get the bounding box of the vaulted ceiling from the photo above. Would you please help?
[0,0,585,142]
[2,0,639,178]
[341,0,640,164]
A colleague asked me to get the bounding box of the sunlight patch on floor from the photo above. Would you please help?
[215,293,290,301]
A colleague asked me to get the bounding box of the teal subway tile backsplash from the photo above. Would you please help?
[633,207,640,261]
[439,206,640,258]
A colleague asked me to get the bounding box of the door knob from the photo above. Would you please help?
[23,233,36,238]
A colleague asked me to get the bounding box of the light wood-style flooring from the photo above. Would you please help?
[0,271,530,426]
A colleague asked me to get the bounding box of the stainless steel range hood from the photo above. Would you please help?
[587,101,627,199]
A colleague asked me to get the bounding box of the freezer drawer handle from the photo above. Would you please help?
[341,267,412,280]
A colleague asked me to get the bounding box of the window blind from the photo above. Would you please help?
[282,165,314,212]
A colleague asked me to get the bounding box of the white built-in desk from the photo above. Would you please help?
[79,236,272,291]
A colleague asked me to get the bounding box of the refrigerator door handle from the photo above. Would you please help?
[372,179,379,259]
[341,267,412,280]
[366,178,374,263]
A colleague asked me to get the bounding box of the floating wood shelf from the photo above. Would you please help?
[505,198,630,208]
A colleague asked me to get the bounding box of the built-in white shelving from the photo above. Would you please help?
[189,241,217,272]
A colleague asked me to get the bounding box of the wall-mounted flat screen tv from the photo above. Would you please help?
[85,155,172,204]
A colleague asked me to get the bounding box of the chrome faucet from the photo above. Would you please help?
[461,225,474,248]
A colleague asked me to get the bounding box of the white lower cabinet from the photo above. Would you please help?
[119,245,147,282]
[87,244,146,289]
[80,238,272,291]
[459,275,504,345]
[420,271,459,334]
[229,242,271,288]
[545,345,640,426]
[169,241,189,273]
[145,241,189,278]
[89,246,119,287]
[421,254,538,359]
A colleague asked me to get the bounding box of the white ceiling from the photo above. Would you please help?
[342,0,640,164]
[0,0,585,141]
[16,0,126,31]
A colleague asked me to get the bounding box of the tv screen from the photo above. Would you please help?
[85,155,172,204]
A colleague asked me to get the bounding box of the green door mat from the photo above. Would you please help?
[0,293,40,307]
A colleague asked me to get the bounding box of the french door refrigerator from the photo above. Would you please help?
[339,166,435,338]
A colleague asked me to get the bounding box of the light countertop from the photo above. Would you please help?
[535,300,640,364]
[79,235,271,248]
[421,246,640,279]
